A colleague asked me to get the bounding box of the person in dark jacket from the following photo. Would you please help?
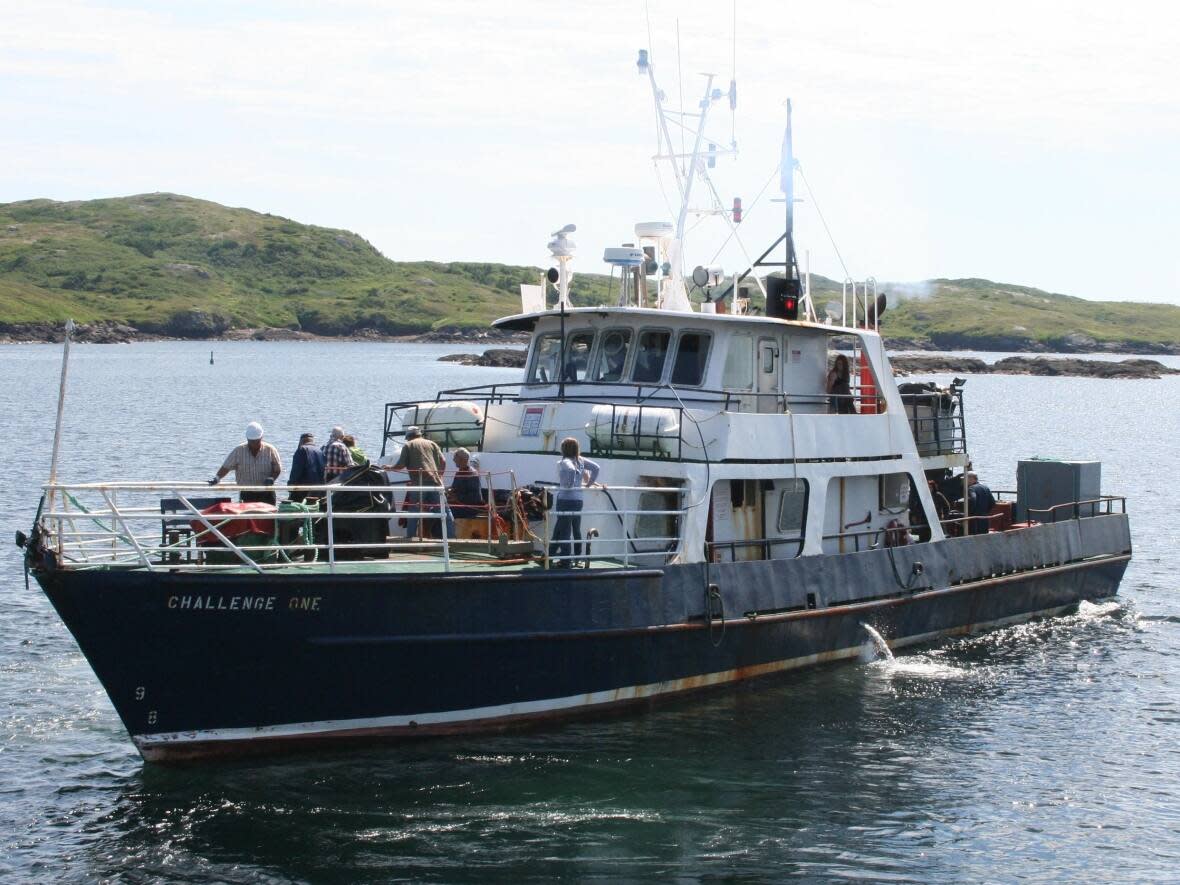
[966,472,996,535]
[288,432,325,502]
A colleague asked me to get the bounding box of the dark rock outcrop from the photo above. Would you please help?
[891,356,990,375]
[439,348,527,367]
[0,320,150,343]
[893,355,1177,379]
[989,357,1177,378]
[144,308,231,338]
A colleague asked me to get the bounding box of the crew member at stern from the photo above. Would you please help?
[210,421,282,504]
[965,471,996,535]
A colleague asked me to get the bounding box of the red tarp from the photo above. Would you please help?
[191,501,278,543]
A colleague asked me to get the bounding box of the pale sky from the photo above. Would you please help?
[3,0,1179,304]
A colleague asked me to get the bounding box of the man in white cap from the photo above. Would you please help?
[210,421,282,504]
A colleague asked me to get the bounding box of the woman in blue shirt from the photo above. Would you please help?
[549,437,601,566]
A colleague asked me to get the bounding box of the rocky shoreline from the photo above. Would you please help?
[0,319,528,345]
[2,319,1176,367]
[440,349,1178,379]
[891,355,1179,379]
[0,317,1175,354]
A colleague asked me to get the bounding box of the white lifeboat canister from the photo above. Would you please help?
[401,401,485,447]
[586,405,681,456]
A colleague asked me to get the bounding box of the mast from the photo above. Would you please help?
[46,318,76,518]
[782,99,800,295]
[709,99,805,315]
[636,48,734,311]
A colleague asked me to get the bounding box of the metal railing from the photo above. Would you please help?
[35,480,692,575]
[937,494,1126,536]
[842,277,880,331]
[899,386,967,456]
[382,379,897,459]
[39,481,450,574]
[1026,496,1127,523]
[822,525,899,553]
[537,483,688,568]
[706,535,805,562]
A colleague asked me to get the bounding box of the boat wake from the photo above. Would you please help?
[859,623,894,661]
[868,656,969,680]
[860,622,970,679]
[1076,599,1122,618]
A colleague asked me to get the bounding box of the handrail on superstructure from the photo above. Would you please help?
[381,379,895,457]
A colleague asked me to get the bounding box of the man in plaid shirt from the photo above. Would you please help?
[323,426,355,480]
[210,421,282,504]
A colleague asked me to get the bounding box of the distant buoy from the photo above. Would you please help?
[209,350,214,365]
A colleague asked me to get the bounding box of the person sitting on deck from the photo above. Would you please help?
[287,432,325,503]
[343,433,368,467]
[209,421,282,504]
[448,448,484,519]
[322,426,355,480]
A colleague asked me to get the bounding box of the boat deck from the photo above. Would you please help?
[80,551,631,576]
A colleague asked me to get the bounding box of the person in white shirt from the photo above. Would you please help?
[210,421,282,504]
[549,436,601,566]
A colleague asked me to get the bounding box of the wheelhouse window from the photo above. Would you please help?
[631,330,672,384]
[563,331,595,382]
[721,334,753,389]
[879,472,911,514]
[591,329,632,382]
[528,333,562,384]
[777,479,808,534]
[670,331,711,386]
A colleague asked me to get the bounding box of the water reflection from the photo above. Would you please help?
[68,606,1138,883]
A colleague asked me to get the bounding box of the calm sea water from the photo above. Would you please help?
[1,341,1178,884]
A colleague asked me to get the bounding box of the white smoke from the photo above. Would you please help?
[885,280,936,303]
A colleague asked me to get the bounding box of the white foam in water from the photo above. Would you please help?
[1078,600,1122,618]
[861,622,970,679]
[872,657,967,680]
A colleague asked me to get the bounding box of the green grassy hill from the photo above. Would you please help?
[1,194,1177,351]
[877,279,1180,353]
[0,193,576,335]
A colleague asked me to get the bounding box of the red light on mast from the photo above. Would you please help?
[783,294,799,320]
[732,197,742,223]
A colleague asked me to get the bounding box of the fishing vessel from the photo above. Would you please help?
[19,52,1131,761]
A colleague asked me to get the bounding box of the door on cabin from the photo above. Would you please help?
[757,337,780,413]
